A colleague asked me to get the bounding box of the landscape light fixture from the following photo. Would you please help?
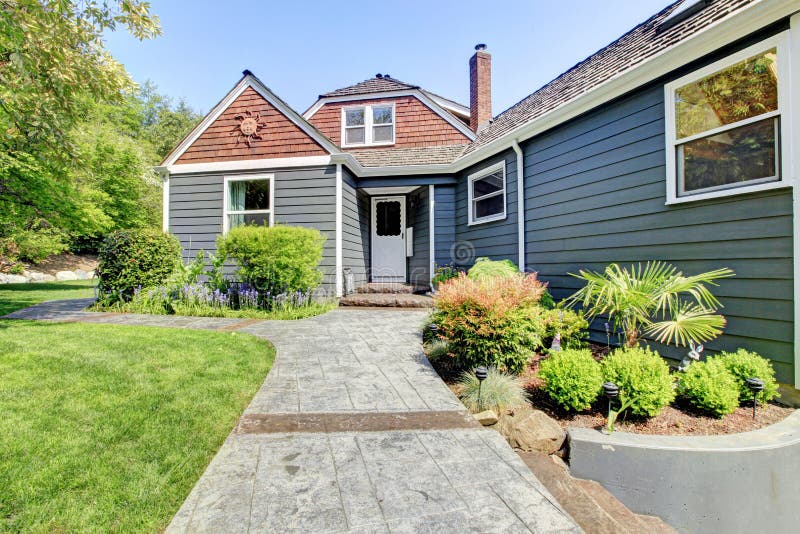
[746,377,764,420]
[475,366,488,406]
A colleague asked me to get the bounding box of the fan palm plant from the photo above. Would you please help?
[564,262,734,348]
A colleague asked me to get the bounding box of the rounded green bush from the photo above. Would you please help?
[467,257,518,280]
[458,368,527,413]
[679,358,739,417]
[601,346,675,417]
[719,349,779,404]
[217,225,325,294]
[541,308,588,350]
[539,349,602,412]
[97,229,182,303]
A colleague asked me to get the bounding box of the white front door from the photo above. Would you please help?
[371,196,406,282]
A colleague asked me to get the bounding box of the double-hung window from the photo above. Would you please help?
[468,162,506,225]
[224,175,273,232]
[665,34,790,203]
[342,104,395,147]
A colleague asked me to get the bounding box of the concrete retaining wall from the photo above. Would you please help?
[567,411,800,533]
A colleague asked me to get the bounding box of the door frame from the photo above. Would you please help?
[370,195,407,283]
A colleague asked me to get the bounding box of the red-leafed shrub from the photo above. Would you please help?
[431,272,547,373]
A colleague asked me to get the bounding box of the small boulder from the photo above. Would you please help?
[27,271,48,282]
[497,405,566,455]
[34,274,56,283]
[74,269,88,280]
[473,410,499,426]
[6,274,28,284]
[55,270,78,281]
[87,270,96,279]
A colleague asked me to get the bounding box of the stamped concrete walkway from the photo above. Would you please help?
[6,300,580,533]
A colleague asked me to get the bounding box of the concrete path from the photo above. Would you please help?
[5,301,580,533]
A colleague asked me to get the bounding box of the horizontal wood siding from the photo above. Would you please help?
[176,87,327,163]
[169,166,338,294]
[308,96,470,148]
[454,150,519,268]
[407,187,430,288]
[521,83,794,382]
[434,185,456,267]
[342,168,369,289]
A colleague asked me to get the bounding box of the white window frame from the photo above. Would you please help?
[340,103,395,147]
[664,33,793,205]
[222,174,275,234]
[468,161,507,225]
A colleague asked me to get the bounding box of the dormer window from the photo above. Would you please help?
[342,104,395,147]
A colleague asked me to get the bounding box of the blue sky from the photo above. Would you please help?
[105,0,673,115]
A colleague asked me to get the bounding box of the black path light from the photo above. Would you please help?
[602,382,620,434]
[746,377,765,420]
[475,366,489,407]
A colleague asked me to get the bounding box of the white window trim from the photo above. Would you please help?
[467,161,507,225]
[340,103,395,148]
[222,174,275,234]
[664,32,793,205]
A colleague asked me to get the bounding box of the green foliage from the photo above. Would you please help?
[679,358,740,417]
[541,308,588,349]
[458,368,527,413]
[424,339,450,362]
[217,225,325,294]
[566,261,734,348]
[467,257,519,280]
[96,229,181,303]
[432,273,547,374]
[431,264,461,286]
[8,222,69,263]
[539,349,603,412]
[719,349,780,404]
[539,289,556,310]
[601,346,676,417]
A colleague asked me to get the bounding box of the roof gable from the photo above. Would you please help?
[162,73,339,167]
[319,76,419,98]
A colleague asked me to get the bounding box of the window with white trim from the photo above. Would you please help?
[342,104,394,147]
[665,35,790,203]
[468,162,506,224]
[224,176,273,232]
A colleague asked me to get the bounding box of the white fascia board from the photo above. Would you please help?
[450,0,800,173]
[304,90,476,141]
[167,156,332,175]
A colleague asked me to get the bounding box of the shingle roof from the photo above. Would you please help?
[320,76,420,98]
[349,144,468,167]
[463,0,756,155]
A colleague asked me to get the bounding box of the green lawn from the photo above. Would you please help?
[0,282,275,532]
[0,279,96,315]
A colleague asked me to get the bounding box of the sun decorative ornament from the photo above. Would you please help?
[231,110,267,147]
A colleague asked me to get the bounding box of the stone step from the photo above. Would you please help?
[574,478,677,534]
[339,292,433,308]
[355,283,417,294]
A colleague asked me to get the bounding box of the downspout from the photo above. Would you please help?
[155,166,170,232]
[511,140,526,271]
[335,164,343,298]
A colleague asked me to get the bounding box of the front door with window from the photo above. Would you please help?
[371,196,406,282]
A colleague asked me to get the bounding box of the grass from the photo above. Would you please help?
[0,279,96,315]
[0,281,275,532]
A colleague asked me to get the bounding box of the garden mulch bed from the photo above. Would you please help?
[430,343,795,437]
[23,253,98,275]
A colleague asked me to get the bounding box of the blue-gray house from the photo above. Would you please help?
[158,0,800,386]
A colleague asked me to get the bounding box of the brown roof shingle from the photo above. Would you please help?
[463,0,756,155]
[320,76,419,98]
[349,144,468,167]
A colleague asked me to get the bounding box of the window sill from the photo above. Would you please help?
[665,180,792,205]
[342,141,395,149]
[468,214,507,226]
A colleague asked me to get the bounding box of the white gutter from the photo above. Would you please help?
[511,140,525,272]
[335,163,343,297]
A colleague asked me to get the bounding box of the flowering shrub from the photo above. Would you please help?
[431,272,547,373]
[96,229,182,303]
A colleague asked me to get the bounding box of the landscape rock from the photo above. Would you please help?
[6,274,28,284]
[497,405,566,455]
[55,270,78,281]
[27,271,49,282]
[74,269,88,280]
[35,274,56,283]
[87,270,96,279]
[473,410,499,426]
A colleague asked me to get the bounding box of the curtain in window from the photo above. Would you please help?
[228,181,246,228]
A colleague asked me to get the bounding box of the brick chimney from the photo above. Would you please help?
[469,44,492,132]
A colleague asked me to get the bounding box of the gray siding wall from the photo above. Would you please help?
[169,165,338,294]
[342,168,369,289]
[454,150,519,268]
[407,186,430,288]
[434,185,456,267]
[521,82,794,381]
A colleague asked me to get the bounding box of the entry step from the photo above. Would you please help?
[340,292,433,308]
[356,283,417,294]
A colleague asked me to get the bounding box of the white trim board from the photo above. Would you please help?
[166,156,332,175]
[790,13,800,389]
[467,161,507,226]
[222,174,275,235]
[335,164,343,297]
[429,184,436,287]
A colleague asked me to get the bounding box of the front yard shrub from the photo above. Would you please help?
[458,368,526,413]
[432,272,547,373]
[541,308,588,349]
[96,229,181,303]
[467,257,518,280]
[217,225,325,294]
[719,349,779,404]
[432,263,461,287]
[424,338,450,362]
[601,346,676,417]
[539,349,602,411]
[678,358,739,417]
